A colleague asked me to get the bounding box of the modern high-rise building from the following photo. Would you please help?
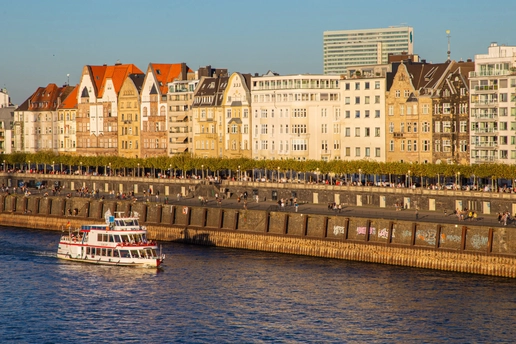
[323,26,414,75]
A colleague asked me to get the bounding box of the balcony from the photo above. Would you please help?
[473,155,496,162]
[473,141,498,148]
[473,128,498,134]
[473,85,498,92]
[471,112,498,120]
[472,99,498,106]
[469,70,511,78]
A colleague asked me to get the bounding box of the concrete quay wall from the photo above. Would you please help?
[0,194,515,278]
[4,173,516,216]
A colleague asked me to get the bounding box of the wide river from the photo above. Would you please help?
[0,226,515,343]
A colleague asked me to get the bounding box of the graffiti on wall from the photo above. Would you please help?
[333,225,345,236]
[357,227,376,235]
[378,228,389,239]
[416,229,437,245]
[470,234,488,249]
[440,233,461,244]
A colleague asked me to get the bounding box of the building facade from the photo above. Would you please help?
[76,63,143,156]
[385,62,449,163]
[251,72,340,161]
[432,60,474,164]
[469,43,516,164]
[117,74,144,158]
[56,85,78,154]
[192,75,228,158]
[13,84,74,153]
[323,26,414,75]
[140,63,192,158]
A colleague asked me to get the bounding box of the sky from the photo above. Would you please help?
[2,0,516,105]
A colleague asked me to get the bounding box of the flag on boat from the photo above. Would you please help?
[66,221,71,228]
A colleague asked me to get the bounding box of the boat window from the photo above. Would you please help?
[114,250,120,257]
[86,247,91,255]
[130,250,140,258]
[119,250,130,258]
[123,219,135,226]
[114,235,121,243]
[121,235,129,243]
[101,249,107,256]
[115,220,121,227]
[97,234,102,241]
[150,249,157,258]
[109,235,114,243]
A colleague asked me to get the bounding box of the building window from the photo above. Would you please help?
[355,127,360,137]
[355,147,360,156]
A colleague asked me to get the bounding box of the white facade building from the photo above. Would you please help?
[340,71,387,162]
[251,73,341,161]
[323,26,413,75]
[469,43,516,164]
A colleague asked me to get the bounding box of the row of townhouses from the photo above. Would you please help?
[7,43,516,165]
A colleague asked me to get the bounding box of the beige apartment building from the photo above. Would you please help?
[117,73,144,158]
[385,61,449,163]
[140,63,193,158]
[13,84,75,153]
[192,72,252,159]
[56,85,78,154]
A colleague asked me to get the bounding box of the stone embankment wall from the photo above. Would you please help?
[3,173,516,215]
[0,194,515,278]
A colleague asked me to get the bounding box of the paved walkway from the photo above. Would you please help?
[166,194,513,228]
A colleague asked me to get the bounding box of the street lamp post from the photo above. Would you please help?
[359,168,362,186]
[28,160,31,173]
[202,165,204,180]
[408,170,411,188]
[169,164,172,178]
[137,163,140,177]
[277,167,280,183]
[52,160,55,174]
[80,162,82,175]
[457,172,461,189]
[2,160,5,172]
[108,163,111,177]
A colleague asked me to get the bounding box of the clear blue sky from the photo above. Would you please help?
[2,0,516,105]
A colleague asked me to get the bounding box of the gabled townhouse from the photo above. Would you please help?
[13,84,74,153]
[432,60,474,164]
[251,72,340,161]
[76,62,143,156]
[167,66,228,156]
[385,60,450,163]
[469,43,516,164]
[140,63,193,158]
[117,73,144,158]
[56,85,78,154]
[192,75,229,158]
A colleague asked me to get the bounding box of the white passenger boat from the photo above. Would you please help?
[57,210,165,268]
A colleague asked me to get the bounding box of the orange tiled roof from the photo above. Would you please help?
[88,64,143,98]
[25,84,75,111]
[149,63,192,95]
[59,85,78,109]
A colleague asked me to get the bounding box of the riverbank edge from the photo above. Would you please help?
[2,212,515,278]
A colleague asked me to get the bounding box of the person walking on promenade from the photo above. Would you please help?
[243,200,247,210]
[415,208,419,220]
[295,202,299,212]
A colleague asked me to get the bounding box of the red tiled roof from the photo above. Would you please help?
[59,85,78,109]
[88,64,143,98]
[149,63,191,95]
[24,84,75,111]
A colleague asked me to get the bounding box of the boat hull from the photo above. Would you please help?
[57,253,162,268]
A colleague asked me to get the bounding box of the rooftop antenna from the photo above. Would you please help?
[446,30,451,61]
[67,73,70,86]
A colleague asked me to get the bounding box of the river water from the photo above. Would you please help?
[0,226,515,343]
